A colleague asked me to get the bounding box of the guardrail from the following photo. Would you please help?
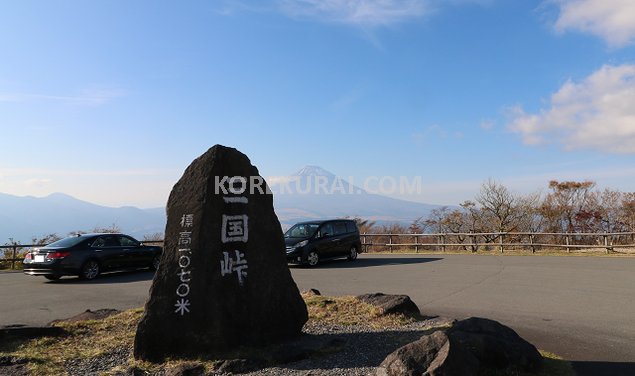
[3,231,635,270]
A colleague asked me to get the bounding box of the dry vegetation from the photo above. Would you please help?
[1,294,573,376]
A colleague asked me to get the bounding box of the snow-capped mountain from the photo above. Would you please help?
[271,166,440,226]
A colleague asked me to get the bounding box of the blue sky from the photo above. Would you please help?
[1,0,635,208]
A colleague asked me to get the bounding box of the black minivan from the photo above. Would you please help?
[285,219,362,267]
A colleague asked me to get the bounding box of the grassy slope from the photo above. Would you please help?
[0,294,574,376]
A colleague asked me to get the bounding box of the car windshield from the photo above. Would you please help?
[285,224,320,238]
[46,236,86,248]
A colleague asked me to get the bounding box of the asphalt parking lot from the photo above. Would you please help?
[2,253,634,375]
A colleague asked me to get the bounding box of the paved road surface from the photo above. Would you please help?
[2,254,634,374]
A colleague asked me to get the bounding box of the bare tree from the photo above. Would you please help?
[540,180,596,232]
[476,179,524,233]
[31,233,62,245]
[143,232,164,242]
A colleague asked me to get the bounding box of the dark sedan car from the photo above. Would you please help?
[23,233,162,281]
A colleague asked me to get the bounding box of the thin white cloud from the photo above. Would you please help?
[508,64,635,153]
[550,0,635,47]
[24,178,52,188]
[0,88,125,106]
[480,119,495,130]
[275,0,430,26]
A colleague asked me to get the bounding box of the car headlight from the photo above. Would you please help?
[294,240,308,248]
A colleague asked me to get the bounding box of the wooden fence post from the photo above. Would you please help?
[530,234,535,254]
[566,235,571,253]
[11,243,17,270]
[499,233,504,253]
[469,232,475,253]
[414,235,419,253]
[440,234,446,252]
[363,233,367,253]
[388,235,393,253]
[604,232,611,254]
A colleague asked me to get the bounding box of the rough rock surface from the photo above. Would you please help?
[356,293,420,316]
[376,331,477,376]
[448,317,543,372]
[134,145,308,362]
[377,317,543,376]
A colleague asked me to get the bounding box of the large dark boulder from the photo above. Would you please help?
[376,331,477,376]
[377,317,543,375]
[134,145,308,362]
[447,317,543,372]
[356,293,420,316]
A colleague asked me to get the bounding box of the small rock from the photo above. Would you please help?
[356,293,420,316]
[302,288,322,296]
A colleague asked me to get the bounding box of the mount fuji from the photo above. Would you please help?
[271,166,440,227]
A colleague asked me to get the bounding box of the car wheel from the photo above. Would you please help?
[306,251,319,267]
[44,275,61,281]
[150,255,161,271]
[347,246,358,261]
[80,260,100,280]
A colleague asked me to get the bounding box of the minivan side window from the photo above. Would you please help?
[319,223,334,238]
[346,221,357,233]
[333,222,347,235]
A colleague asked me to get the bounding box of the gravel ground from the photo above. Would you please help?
[243,317,454,376]
[2,317,453,376]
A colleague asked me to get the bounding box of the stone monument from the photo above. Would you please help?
[134,145,308,362]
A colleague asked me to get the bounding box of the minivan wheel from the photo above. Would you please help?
[347,246,358,261]
[306,251,319,267]
[80,260,100,280]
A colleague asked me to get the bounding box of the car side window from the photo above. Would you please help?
[333,222,347,235]
[95,235,120,248]
[119,236,139,247]
[92,237,105,248]
[346,221,357,233]
[319,223,334,238]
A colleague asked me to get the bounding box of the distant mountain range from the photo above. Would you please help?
[0,192,165,244]
[0,166,441,243]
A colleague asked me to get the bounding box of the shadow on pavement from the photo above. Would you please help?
[572,361,635,376]
[291,256,443,269]
[46,269,155,285]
